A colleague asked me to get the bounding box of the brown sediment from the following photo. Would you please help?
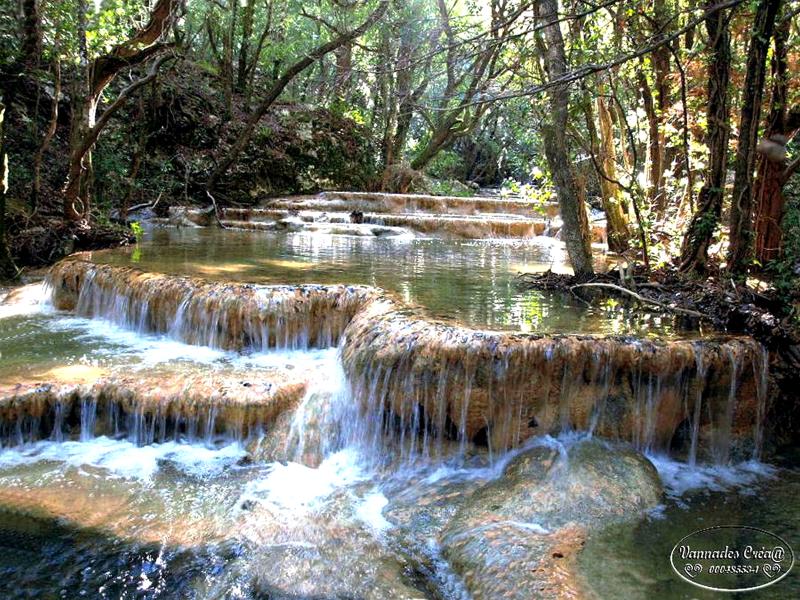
[319,191,561,218]
[33,258,769,461]
[219,207,553,239]
[340,295,765,461]
[48,257,377,350]
[0,370,307,445]
[165,191,611,241]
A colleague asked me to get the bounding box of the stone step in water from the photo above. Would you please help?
[220,216,414,238]
[221,207,550,239]
[216,206,606,241]
[318,191,561,218]
[41,259,767,465]
[0,372,307,447]
[48,258,376,351]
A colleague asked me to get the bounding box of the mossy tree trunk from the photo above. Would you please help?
[595,95,630,253]
[538,0,594,276]
[679,1,731,274]
[63,0,181,223]
[727,0,782,274]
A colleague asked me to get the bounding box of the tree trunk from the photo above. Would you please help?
[539,0,593,276]
[236,0,255,92]
[595,96,629,253]
[222,0,238,118]
[651,0,671,214]
[727,0,781,273]
[32,54,60,209]
[63,0,180,222]
[333,42,353,99]
[20,0,42,69]
[0,103,17,280]
[638,68,663,212]
[387,28,415,165]
[679,2,731,273]
[65,0,91,222]
[753,15,792,264]
[206,1,388,192]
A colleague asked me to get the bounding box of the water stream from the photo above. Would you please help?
[0,225,795,598]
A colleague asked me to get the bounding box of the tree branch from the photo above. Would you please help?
[206,0,389,191]
[570,283,706,318]
[83,52,176,155]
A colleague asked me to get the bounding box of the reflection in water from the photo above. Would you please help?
[0,227,790,599]
[87,227,689,337]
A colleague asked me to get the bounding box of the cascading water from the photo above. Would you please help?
[0,250,789,600]
[0,259,764,467]
[49,258,375,351]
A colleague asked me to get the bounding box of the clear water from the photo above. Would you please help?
[0,427,794,599]
[0,228,793,599]
[85,227,696,337]
[579,460,800,599]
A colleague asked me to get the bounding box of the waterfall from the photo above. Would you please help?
[340,295,770,466]
[80,397,97,442]
[48,259,375,351]
[752,346,769,460]
[0,258,766,467]
[0,375,306,449]
[688,344,707,467]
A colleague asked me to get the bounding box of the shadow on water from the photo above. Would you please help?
[578,466,800,599]
[0,506,248,600]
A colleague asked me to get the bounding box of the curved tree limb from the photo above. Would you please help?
[205,0,389,192]
[570,283,706,318]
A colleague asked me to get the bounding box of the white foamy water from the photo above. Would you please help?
[355,490,391,532]
[0,282,51,319]
[41,312,340,371]
[0,436,246,481]
[647,453,777,498]
[241,448,368,511]
[45,316,232,365]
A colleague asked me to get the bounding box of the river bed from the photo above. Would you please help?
[0,226,795,599]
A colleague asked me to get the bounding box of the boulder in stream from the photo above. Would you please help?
[440,438,662,599]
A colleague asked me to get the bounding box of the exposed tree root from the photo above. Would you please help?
[569,282,706,319]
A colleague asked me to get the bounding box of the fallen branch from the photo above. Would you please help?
[127,192,163,215]
[570,283,706,319]
[205,190,228,229]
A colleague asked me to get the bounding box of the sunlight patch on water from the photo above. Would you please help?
[48,316,231,365]
[40,313,340,372]
[40,364,108,383]
[0,436,246,481]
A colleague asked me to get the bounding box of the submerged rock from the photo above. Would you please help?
[239,488,426,600]
[440,439,661,599]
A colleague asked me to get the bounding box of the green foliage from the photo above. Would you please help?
[767,176,800,317]
[425,178,474,197]
[426,150,465,181]
[130,221,143,241]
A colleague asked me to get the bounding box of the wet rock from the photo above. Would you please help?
[48,258,376,351]
[276,216,305,232]
[439,439,662,600]
[340,293,766,459]
[167,206,211,227]
[241,489,426,600]
[0,370,308,446]
[249,390,340,468]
